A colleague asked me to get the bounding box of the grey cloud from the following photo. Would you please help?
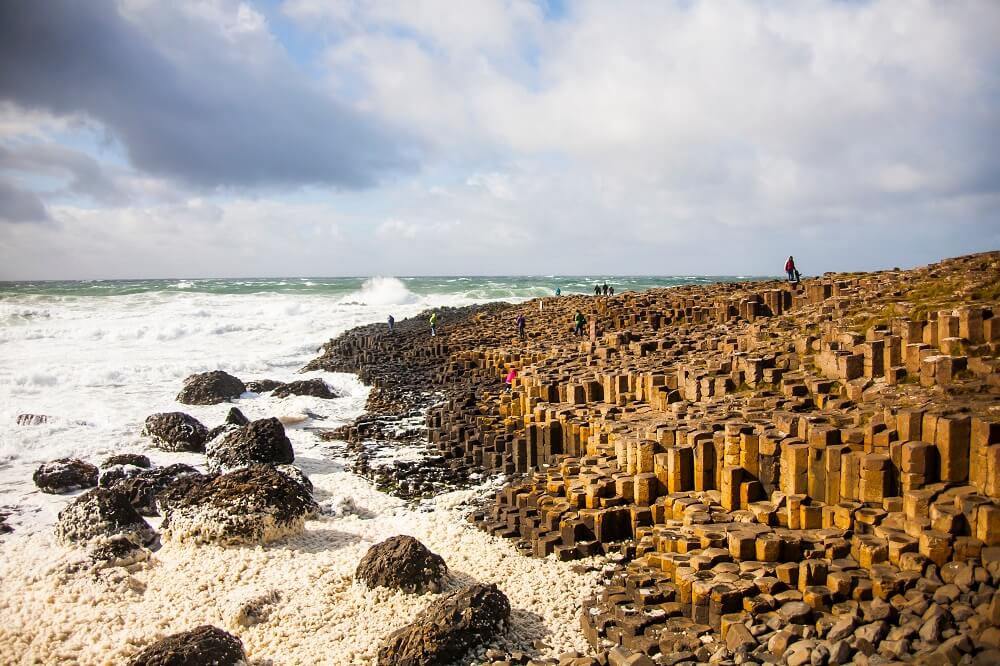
[0,1,414,189]
[0,178,49,223]
[0,143,127,204]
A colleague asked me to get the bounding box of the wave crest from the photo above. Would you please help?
[339,277,418,306]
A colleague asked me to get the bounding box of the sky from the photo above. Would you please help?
[0,0,998,279]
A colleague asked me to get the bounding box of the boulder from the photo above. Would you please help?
[376,583,510,666]
[142,412,209,452]
[275,464,313,493]
[102,453,152,469]
[33,458,99,493]
[16,413,49,426]
[205,417,294,473]
[244,379,284,394]
[107,463,204,515]
[129,625,246,666]
[356,535,448,593]
[176,370,245,405]
[161,465,317,545]
[87,533,152,569]
[55,487,156,546]
[271,378,339,399]
[224,407,250,426]
[99,463,146,488]
[153,473,213,516]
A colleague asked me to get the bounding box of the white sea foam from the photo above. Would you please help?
[339,276,420,306]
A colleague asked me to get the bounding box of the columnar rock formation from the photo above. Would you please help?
[310,251,1000,664]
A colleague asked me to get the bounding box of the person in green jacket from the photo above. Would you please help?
[429,312,438,336]
[574,310,586,336]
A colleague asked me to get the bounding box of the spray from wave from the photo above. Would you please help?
[339,277,419,306]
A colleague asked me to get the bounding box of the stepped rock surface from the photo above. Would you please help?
[308,251,1000,665]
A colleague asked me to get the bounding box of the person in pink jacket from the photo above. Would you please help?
[505,368,517,391]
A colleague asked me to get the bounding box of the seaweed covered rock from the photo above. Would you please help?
[244,378,283,394]
[175,370,245,406]
[106,463,204,515]
[356,535,448,594]
[142,412,209,452]
[271,378,339,399]
[224,407,250,426]
[161,464,317,545]
[205,417,294,473]
[102,453,151,469]
[129,625,246,666]
[55,487,156,546]
[33,458,99,493]
[87,533,152,569]
[376,584,510,666]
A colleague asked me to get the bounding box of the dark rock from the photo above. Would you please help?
[356,535,448,593]
[108,463,204,515]
[153,473,213,516]
[275,464,313,493]
[33,458,99,493]
[129,625,246,666]
[55,487,156,546]
[16,413,49,426]
[225,407,250,426]
[88,533,151,568]
[161,464,317,545]
[102,453,152,469]
[176,370,245,405]
[99,463,146,488]
[271,378,339,399]
[244,379,284,394]
[376,583,510,666]
[205,417,294,473]
[142,412,209,453]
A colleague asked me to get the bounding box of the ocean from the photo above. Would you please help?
[0,273,767,663]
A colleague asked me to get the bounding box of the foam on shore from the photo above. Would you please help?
[0,465,601,665]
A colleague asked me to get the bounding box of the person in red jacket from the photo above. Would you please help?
[785,256,797,282]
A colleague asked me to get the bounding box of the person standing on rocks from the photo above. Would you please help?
[602,282,609,296]
[555,287,561,297]
[516,313,526,340]
[785,256,797,282]
[387,314,394,332]
[594,283,601,296]
[609,286,615,296]
[505,367,517,391]
[574,310,586,336]
[429,312,438,336]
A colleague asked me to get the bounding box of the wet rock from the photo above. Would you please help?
[142,412,209,453]
[16,413,49,426]
[108,463,204,515]
[356,535,448,594]
[33,458,99,493]
[88,533,152,569]
[275,464,312,493]
[224,407,250,426]
[55,487,156,546]
[244,379,283,394]
[99,463,146,488]
[176,370,245,405]
[161,464,317,545]
[102,453,151,469]
[153,473,213,516]
[205,417,294,473]
[376,583,510,666]
[271,378,339,399]
[129,625,246,666]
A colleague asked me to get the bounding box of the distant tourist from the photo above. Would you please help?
[785,256,797,282]
[505,367,517,391]
[574,310,586,336]
[555,287,561,297]
[387,314,394,332]
[609,286,614,296]
[602,282,609,296]
[594,283,601,296]
[429,312,438,336]
[516,313,526,340]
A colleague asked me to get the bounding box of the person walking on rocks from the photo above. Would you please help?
[602,282,609,296]
[609,286,614,297]
[505,367,517,391]
[387,314,394,332]
[574,310,586,336]
[785,256,797,282]
[516,313,526,340]
[594,283,601,296]
[429,312,438,336]
[555,287,561,297]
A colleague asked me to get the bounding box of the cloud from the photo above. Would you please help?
[0,178,49,223]
[0,0,414,189]
[0,143,128,204]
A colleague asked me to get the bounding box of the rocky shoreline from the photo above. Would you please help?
[309,251,1000,665]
